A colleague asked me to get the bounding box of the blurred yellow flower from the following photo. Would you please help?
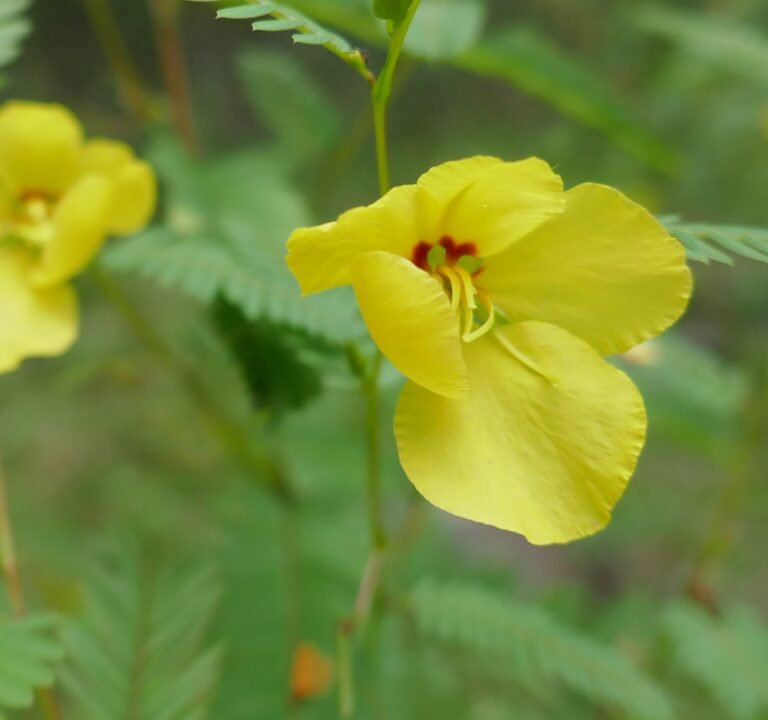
[287,157,692,544]
[0,101,156,373]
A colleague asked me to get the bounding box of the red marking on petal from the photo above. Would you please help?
[439,236,477,262]
[411,241,432,270]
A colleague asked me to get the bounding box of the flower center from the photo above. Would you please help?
[1,191,56,249]
[411,235,496,344]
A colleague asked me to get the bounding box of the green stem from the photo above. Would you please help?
[147,0,201,153]
[92,267,294,503]
[81,0,152,122]
[370,0,422,195]
[363,353,387,549]
[337,622,354,719]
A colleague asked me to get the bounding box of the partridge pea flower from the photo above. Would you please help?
[0,101,156,373]
[287,157,692,544]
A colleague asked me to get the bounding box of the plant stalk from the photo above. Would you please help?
[92,267,294,503]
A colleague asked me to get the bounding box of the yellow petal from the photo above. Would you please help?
[352,251,468,398]
[286,185,440,294]
[0,248,78,373]
[0,101,83,195]
[31,175,112,287]
[417,156,504,204]
[80,139,157,234]
[481,183,693,355]
[395,322,647,544]
[435,157,565,257]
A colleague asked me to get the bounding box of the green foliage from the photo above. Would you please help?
[410,580,674,720]
[636,5,768,84]
[212,297,323,417]
[102,137,365,347]
[373,0,411,23]
[0,614,62,716]
[58,545,222,720]
[456,26,676,172]
[621,334,747,458]
[405,0,486,61]
[270,0,675,169]
[0,0,31,85]
[237,48,341,166]
[664,218,768,265]
[188,0,373,81]
[664,602,768,719]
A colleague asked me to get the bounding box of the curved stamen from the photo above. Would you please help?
[494,331,559,386]
[453,265,477,309]
[463,292,496,342]
[436,265,462,311]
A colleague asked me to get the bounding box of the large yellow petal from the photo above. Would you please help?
[0,101,83,195]
[432,157,565,257]
[80,139,157,234]
[0,248,78,373]
[31,175,112,287]
[417,156,504,204]
[352,251,468,398]
[286,185,440,294]
[395,322,646,544]
[481,183,693,355]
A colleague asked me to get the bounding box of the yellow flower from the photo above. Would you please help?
[0,101,156,373]
[287,157,692,544]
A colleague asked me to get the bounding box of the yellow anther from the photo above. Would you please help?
[463,292,496,343]
[494,331,560,386]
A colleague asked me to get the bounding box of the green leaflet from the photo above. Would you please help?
[665,602,768,719]
[58,544,222,720]
[186,0,373,82]
[410,580,674,720]
[101,136,366,349]
[236,48,342,166]
[0,0,31,84]
[663,217,768,265]
[619,333,748,460]
[0,614,63,713]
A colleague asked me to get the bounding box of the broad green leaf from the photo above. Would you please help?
[405,0,486,61]
[455,26,677,172]
[0,614,63,713]
[373,0,411,22]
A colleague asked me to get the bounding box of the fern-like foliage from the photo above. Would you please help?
[410,580,674,720]
[187,0,373,82]
[0,614,62,717]
[664,602,768,720]
[237,48,341,166]
[664,217,768,265]
[0,0,32,84]
[58,545,222,720]
[101,137,366,348]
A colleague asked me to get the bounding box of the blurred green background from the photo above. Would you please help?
[2,0,768,718]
